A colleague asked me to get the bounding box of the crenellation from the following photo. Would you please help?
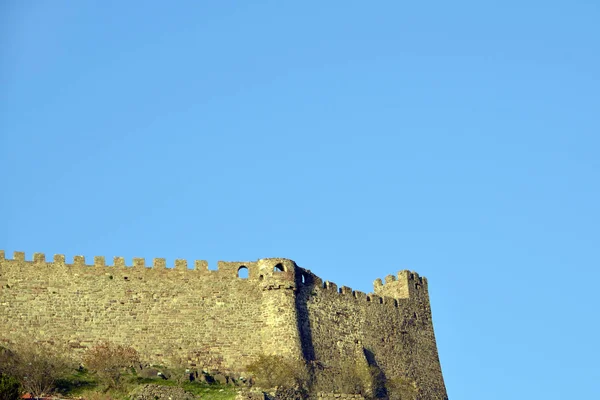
[94,256,106,267]
[340,286,353,295]
[133,257,145,268]
[407,271,423,285]
[373,278,383,289]
[73,255,85,267]
[323,281,338,292]
[0,250,429,307]
[353,290,367,300]
[113,256,126,268]
[33,252,45,263]
[194,259,208,271]
[153,258,166,269]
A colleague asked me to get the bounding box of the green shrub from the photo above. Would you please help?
[1,341,74,400]
[0,347,18,376]
[0,374,21,400]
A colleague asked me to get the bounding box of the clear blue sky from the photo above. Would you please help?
[1,1,599,398]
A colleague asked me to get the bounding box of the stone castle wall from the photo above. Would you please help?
[0,250,447,399]
[295,269,445,399]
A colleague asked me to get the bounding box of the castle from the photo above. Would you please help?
[0,250,447,399]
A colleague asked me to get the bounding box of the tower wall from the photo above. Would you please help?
[296,268,446,399]
[256,258,304,360]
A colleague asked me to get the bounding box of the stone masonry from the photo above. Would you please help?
[0,250,447,399]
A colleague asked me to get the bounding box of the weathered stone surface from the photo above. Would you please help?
[130,384,197,399]
[213,373,228,385]
[314,395,364,400]
[138,367,160,379]
[0,250,447,399]
[237,389,267,400]
[274,385,309,400]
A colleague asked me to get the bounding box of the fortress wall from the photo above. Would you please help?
[0,251,277,371]
[0,251,446,398]
[296,268,447,399]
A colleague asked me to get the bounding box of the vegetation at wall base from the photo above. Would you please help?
[0,341,239,400]
[1,338,420,400]
[0,373,21,400]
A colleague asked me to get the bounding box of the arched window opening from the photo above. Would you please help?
[366,296,371,302]
[273,263,285,272]
[259,275,264,281]
[237,266,249,279]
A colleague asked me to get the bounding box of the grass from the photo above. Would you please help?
[53,369,238,400]
[132,377,238,400]
[55,369,99,396]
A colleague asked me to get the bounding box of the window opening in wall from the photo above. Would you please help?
[124,277,129,281]
[273,263,284,272]
[301,274,306,284]
[366,296,371,302]
[237,266,249,279]
[259,275,264,280]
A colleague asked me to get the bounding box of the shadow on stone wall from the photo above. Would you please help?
[295,273,316,363]
[363,348,388,399]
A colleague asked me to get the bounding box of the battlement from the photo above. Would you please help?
[290,269,408,307]
[0,251,299,281]
[1,250,426,306]
[373,269,429,299]
[2,250,211,270]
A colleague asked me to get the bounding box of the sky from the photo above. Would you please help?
[1,1,599,398]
